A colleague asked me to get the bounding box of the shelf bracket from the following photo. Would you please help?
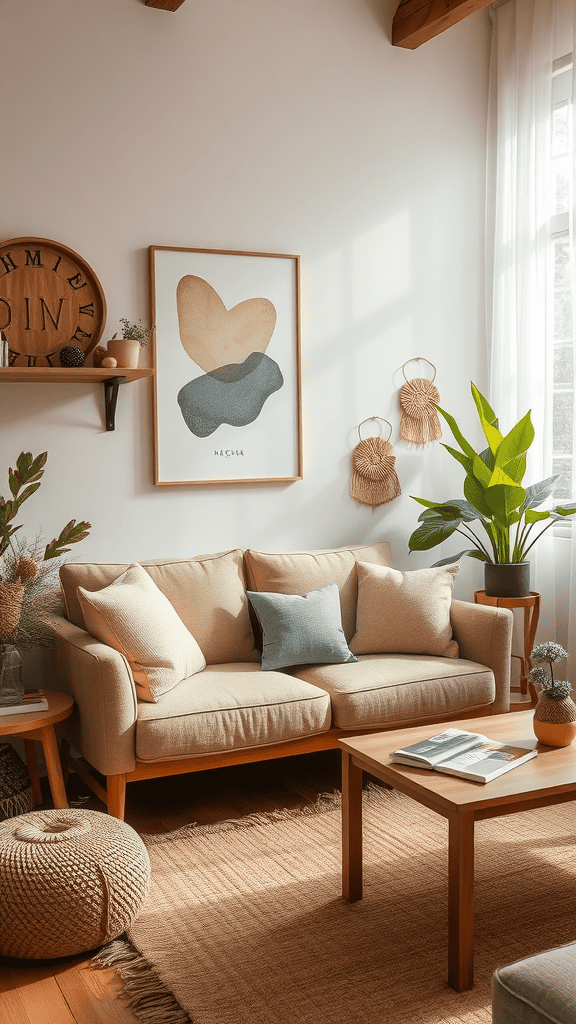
[103,376,126,431]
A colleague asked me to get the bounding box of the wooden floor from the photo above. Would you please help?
[0,748,349,1024]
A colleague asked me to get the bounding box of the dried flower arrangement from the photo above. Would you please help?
[0,452,91,653]
[529,642,571,699]
[111,318,155,347]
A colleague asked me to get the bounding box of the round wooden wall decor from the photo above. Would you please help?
[0,237,107,366]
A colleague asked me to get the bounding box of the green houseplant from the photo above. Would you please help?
[408,383,576,597]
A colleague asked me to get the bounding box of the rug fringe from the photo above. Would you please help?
[142,783,394,845]
[92,937,193,1024]
[143,788,343,844]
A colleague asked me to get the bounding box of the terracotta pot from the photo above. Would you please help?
[484,561,530,598]
[0,582,24,638]
[533,694,576,747]
[106,338,141,369]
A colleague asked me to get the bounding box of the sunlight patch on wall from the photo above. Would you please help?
[351,210,411,322]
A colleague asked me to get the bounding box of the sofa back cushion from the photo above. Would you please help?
[60,549,259,665]
[77,562,207,703]
[349,561,460,658]
[244,542,393,642]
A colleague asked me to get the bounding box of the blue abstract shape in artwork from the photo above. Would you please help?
[178,351,284,438]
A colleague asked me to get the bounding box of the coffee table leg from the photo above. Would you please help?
[448,810,475,991]
[342,750,363,902]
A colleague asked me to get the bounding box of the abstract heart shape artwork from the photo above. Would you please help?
[178,352,284,437]
[177,275,277,373]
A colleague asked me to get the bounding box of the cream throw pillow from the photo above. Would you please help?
[77,562,206,702]
[349,562,460,658]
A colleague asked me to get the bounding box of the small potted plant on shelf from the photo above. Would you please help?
[106,318,155,369]
[529,642,576,747]
[407,383,576,597]
[0,451,91,704]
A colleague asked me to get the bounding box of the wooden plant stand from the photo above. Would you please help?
[474,590,541,709]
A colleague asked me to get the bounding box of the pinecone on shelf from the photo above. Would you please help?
[59,346,85,367]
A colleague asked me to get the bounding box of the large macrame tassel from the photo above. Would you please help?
[351,420,401,508]
[398,358,442,445]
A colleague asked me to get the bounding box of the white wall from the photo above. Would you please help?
[2,0,491,620]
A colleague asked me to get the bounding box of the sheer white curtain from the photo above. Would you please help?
[487,0,576,683]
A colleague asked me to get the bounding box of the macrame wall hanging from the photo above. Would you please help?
[398,357,442,446]
[350,417,401,509]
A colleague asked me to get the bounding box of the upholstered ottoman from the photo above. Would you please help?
[492,941,576,1024]
[0,808,150,958]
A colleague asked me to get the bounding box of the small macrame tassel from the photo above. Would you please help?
[398,359,441,445]
[351,434,401,508]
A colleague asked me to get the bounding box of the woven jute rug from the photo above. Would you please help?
[96,785,576,1024]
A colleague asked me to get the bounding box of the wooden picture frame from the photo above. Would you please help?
[149,246,302,486]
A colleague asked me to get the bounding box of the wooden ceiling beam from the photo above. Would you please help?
[392,0,493,49]
[145,0,186,11]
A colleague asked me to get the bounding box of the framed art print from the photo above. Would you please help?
[149,246,302,486]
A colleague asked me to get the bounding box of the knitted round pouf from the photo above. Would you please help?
[0,808,150,958]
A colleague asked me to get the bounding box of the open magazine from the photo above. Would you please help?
[390,728,537,784]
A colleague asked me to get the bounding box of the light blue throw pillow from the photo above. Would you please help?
[247,583,358,671]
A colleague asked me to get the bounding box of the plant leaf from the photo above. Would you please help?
[44,519,91,560]
[439,444,473,474]
[551,503,576,518]
[408,518,461,552]
[484,480,526,524]
[500,453,526,485]
[525,509,550,524]
[478,446,495,471]
[463,474,492,517]
[471,383,502,454]
[13,481,42,509]
[435,404,477,460]
[410,495,439,509]
[432,548,490,567]
[472,454,492,487]
[418,499,484,523]
[521,476,559,511]
[494,410,534,471]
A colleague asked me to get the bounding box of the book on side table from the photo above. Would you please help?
[390,727,537,783]
[0,690,49,717]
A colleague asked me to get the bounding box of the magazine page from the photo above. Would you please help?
[435,742,537,782]
[391,728,488,768]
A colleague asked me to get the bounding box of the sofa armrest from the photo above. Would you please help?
[51,613,138,776]
[450,599,513,714]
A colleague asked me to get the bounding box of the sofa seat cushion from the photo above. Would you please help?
[492,941,576,1024]
[293,655,495,730]
[244,542,392,642]
[135,664,332,761]
[60,549,259,666]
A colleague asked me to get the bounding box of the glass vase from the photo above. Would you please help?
[0,646,24,705]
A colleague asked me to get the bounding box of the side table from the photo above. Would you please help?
[0,690,73,809]
[474,590,541,709]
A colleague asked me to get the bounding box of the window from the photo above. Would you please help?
[551,57,573,501]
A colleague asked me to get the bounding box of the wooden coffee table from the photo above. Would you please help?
[339,711,576,992]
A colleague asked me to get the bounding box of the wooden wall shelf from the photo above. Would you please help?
[0,367,154,431]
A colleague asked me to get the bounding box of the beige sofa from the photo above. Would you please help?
[51,542,513,819]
